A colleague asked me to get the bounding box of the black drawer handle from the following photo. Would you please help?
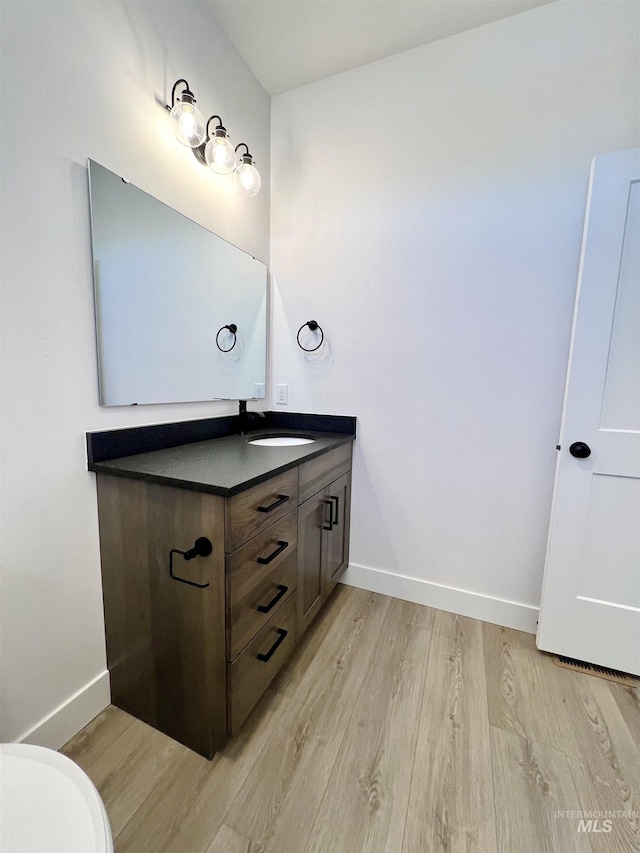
[257,584,288,613]
[257,628,288,662]
[257,494,289,513]
[257,540,289,565]
[322,500,333,531]
[330,495,340,526]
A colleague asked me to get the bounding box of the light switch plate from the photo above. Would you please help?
[276,383,288,405]
[253,383,265,398]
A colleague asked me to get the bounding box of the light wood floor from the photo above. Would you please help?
[62,585,640,853]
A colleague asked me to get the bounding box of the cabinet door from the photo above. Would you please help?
[323,472,351,597]
[297,491,328,636]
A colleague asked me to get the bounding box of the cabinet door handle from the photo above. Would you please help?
[257,584,289,613]
[329,495,340,526]
[257,494,289,513]
[257,628,288,662]
[322,500,333,531]
[257,540,289,565]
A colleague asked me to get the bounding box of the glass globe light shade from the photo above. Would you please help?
[233,156,261,197]
[205,130,236,175]
[170,98,206,148]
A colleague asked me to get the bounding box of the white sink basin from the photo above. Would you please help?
[249,436,315,447]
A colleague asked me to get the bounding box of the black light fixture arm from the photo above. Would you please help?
[235,143,251,159]
[206,115,226,135]
[166,78,195,111]
[297,320,324,352]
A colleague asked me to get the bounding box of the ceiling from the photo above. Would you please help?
[209,0,555,96]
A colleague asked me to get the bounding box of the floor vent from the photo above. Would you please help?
[552,655,638,686]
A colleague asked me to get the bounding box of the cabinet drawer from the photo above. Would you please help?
[298,443,352,504]
[227,551,296,661]
[225,469,298,552]
[226,510,298,608]
[228,593,296,736]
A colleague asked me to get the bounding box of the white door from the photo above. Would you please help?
[537,149,640,675]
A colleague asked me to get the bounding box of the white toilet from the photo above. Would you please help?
[0,743,113,853]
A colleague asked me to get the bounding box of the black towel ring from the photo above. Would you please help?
[216,323,237,352]
[297,320,324,352]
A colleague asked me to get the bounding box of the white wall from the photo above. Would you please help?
[0,0,270,744]
[270,1,640,630]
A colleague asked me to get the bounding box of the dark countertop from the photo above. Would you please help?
[89,429,354,497]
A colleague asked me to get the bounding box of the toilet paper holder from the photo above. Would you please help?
[169,537,212,588]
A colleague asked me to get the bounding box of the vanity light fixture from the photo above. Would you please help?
[195,116,236,175]
[232,144,261,197]
[166,79,261,195]
[166,79,206,148]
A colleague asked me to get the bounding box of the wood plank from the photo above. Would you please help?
[205,823,262,853]
[304,613,430,853]
[609,682,640,749]
[115,746,213,853]
[563,675,640,853]
[159,687,291,853]
[385,595,435,632]
[61,706,135,766]
[484,621,640,851]
[483,621,580,753]
[402,609,497,853]
[94,724,187,837]
[224,587,390,851]
[490,727,590,853]
[271,583,355,699]
[63,708,186,838]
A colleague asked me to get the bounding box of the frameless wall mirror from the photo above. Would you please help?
[88,160,267,406]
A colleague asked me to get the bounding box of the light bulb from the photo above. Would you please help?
[233,155,261,197]
[205,129,236,175]
[170,96,205,148]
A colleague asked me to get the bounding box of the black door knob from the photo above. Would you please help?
[569,442,591,459]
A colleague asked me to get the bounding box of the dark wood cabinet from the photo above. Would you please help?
[323,471,351,598]
[296,491,326,635]
[96,439,353,758]
[96,476,227,760]
[296,449,353,638]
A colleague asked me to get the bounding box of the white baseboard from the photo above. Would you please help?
[17,671,111,751]
[342,563,539,634]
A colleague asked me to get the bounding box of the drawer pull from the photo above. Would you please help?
[257,540,289,565]
[257,494,289,513]
[257,628,288,662]
[322,500,333,531]
[330,495,340,526]
[257,584,289,613]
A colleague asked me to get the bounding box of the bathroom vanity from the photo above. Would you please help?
[88,415,355,758]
